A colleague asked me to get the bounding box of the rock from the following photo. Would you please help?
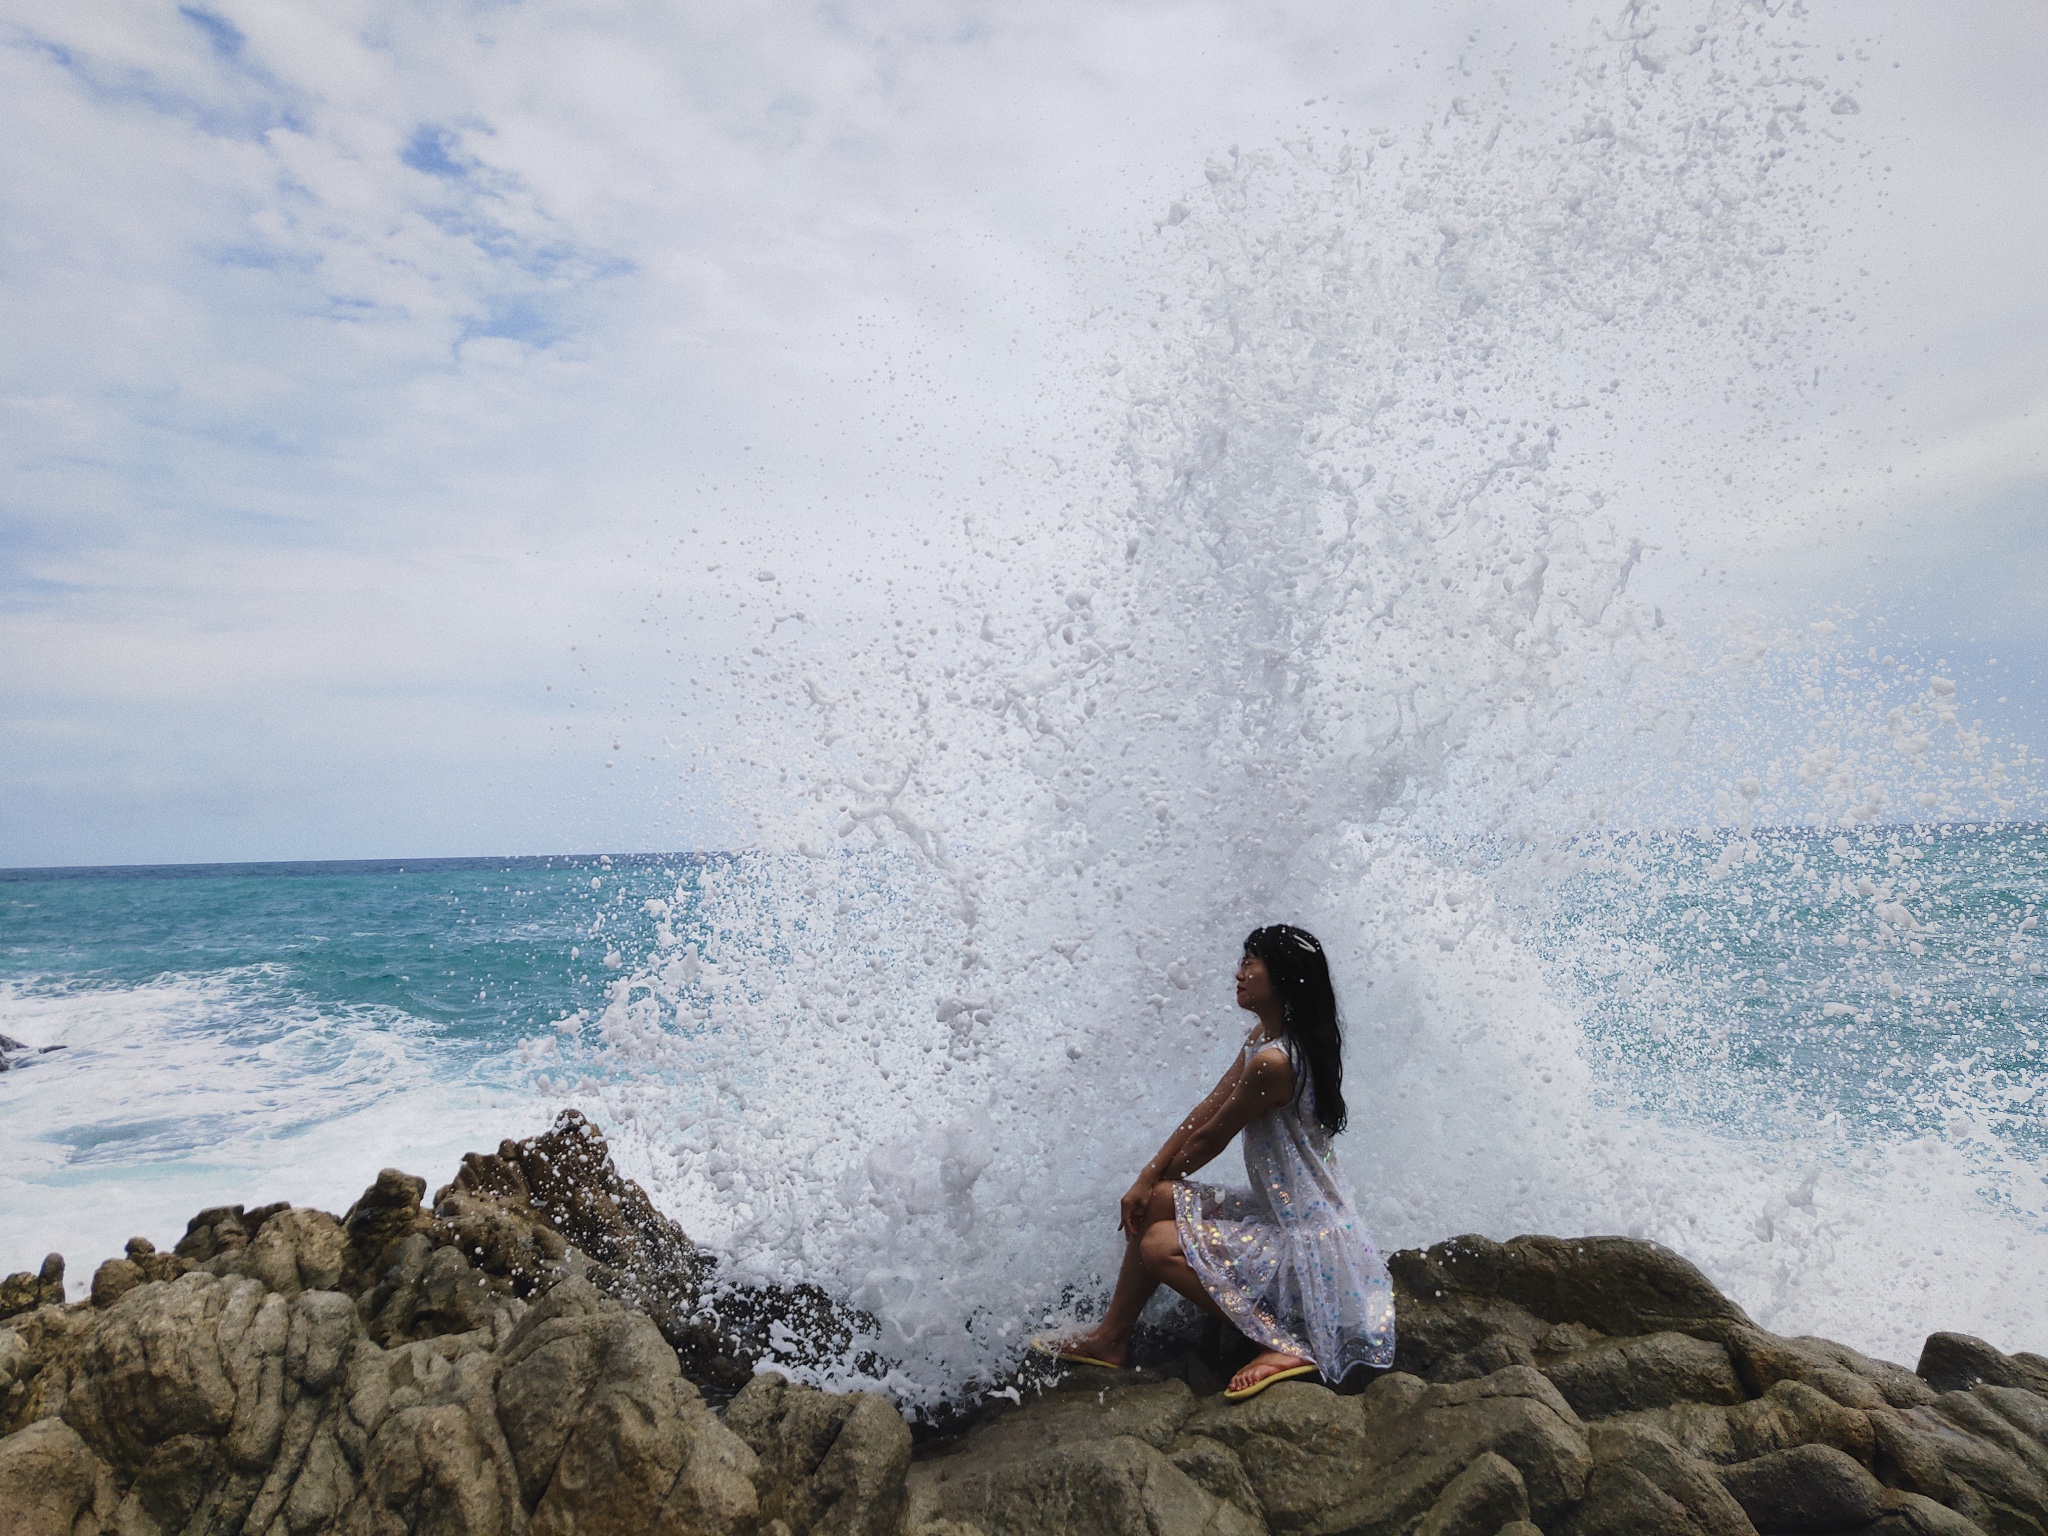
[227,1207,348,1298]
[1727,1329,1940,1411]
[1182,1366,1590,1533]
[363,1236,508,1346]
[1415,1451,1530,1536]
[1167,1434,1263,1522]
[726,1371,912,1536]
[1392,1233,1752,1342]
[0,1416,108,1536]
[89,1259,143,1310]
[1543,1331,1745,1420]
[0,1271,40,1322]
[62,1273,254,1470]
[1717,1444,1886,1531]
[0,1254,63,1321]
[1868,1390,2048,1535]
[495,1275,759,1536]
[1917,1334,2048,1399]
[1559,1421,1757,1536]
[1873,1490,1993,1535]
[340,1169,436,1294]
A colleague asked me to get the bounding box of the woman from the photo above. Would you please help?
[1042,925,1396,1399]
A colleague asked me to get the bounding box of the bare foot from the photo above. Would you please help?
[1228,1349,1312,1395]
[1039,1327,1128,1368]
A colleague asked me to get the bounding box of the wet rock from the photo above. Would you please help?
[1917,1333,2048,1399]
[726,1371,912,1536]
[1392,1232,1751,1344]
[1166,1433,1263,1522]
[1558,1421,1756,1536]
[224,1207,348,1298]
[1182,1366,1591,1533]
[1542,1331,1745,1420]
[907,1379,1250,1536]
[1868,1389,2048,1535]
[1726,1328,1941,1411]
[1415,1450,1530,1536]
[1717,1443,1886,1531]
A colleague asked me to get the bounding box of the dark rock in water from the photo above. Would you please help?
[0,1033,65,1073]
[4,1128,2046,1536]
[1917,1332,2048,1399]
[0,1255,64,1321]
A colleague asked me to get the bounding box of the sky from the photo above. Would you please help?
[2,0,2044,868]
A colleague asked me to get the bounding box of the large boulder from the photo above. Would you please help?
[725,1371,911,1536]
[1180,1367,1591,1534]
[1557,1421,1756,1536]
[495,1276,758,1536]
[905,1377,1255,1536]
[1917,1334,2048,1399]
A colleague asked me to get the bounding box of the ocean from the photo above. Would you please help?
[4,833,2043,1408]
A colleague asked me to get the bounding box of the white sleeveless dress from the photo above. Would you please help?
[1172,1036,1397,1381]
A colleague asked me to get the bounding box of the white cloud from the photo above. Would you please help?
[4,0,2047,862]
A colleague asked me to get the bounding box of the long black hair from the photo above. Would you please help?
[1243,924,1347,1136]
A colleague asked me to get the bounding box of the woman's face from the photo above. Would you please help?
[1234,952,1276,1014]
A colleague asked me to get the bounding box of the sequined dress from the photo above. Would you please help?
[1172,1036,1397,1381]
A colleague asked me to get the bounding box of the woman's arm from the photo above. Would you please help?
[1118,1053,1246,1233]
[1158,1046,1294,1182]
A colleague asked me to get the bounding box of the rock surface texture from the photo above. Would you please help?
[4,1119,2045,1536]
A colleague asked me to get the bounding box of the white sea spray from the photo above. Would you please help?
[567,1,2047,1407]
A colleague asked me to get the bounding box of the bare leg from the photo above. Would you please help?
[1055,1182,1212,1365]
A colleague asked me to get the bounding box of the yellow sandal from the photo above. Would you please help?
[1223,1362,1318,1401]
[1028,1337,1123,1370]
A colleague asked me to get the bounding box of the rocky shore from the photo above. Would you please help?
[4,1113,2045,1536]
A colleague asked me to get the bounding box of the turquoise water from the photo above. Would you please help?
[1543,827,2048,1165]
[0,855,704,1274]
[3,833,2043,1375]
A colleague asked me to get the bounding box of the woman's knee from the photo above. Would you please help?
[1138,1219,1183,1273]
[1145,1180,1179,1226]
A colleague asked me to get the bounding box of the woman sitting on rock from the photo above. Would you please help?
[1041,925,1396,1399]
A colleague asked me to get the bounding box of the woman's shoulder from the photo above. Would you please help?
[1242,1040,1296,1085]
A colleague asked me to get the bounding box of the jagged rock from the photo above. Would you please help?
[495,1277,758,1536]
[10,1131,2048,1536]
[0,1255,64,1322]
[1392,1233,1751,1345]
[1725,1328,1941,1411]
[1167,1434,1263,1522]
[1542,1331,1745,1419]
[726,1371,912,1536]
[174,1201,290,1265]
[1868,1387,2048,1536]
[1609,1376,1876,1467]
[1873,1490,1994,1535]
[340,1169,437,1294]
[1558,1421,1756,1536]
[0,1415,108,1536]
[1180,1366,1590,1534]
[1414,1450,1530,1536]
[907,1378,1251,1536]
[1917,1334,2048,1399]
[361,1234,510,1346]
[1717,1443,1886,1531]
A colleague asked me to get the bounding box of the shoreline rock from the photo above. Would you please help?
[3,1114,2045,1536]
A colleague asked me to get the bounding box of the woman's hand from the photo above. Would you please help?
[1119,1176,1157,1236]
